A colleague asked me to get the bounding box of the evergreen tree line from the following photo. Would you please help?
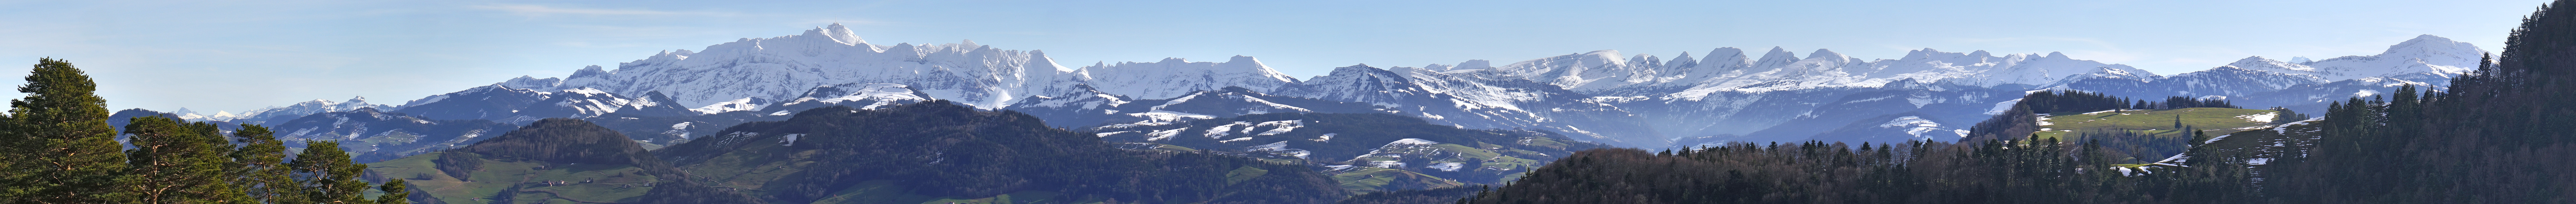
[1452,139,2257,204]
[2137,96,2239,110]
[0,58,406,204]
[2263,1,2576,201]
[2017,90,2132,115]
[2019,90,2240,115]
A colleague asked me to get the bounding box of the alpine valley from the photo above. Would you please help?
[148,23,2491,204]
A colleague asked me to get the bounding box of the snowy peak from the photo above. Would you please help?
[1697,47,1753,73]
[1751,47,1801,71]
[1275,64,1423,104]
[1078,55,1298,100]
[2383,35,2481,61]
[2230,35,2486,82]
[808,23,866,46]
[542,24,1086,109]
[2227,56,2313,72]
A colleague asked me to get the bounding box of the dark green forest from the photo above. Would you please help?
[0,58,403,203]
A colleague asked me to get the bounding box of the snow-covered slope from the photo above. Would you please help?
[1476,47,2150,98]
[229,96,396,126]
[763,83,935,112]
[2228,35,2486,83]
[501,23,1086,109]
[392,85,693,124]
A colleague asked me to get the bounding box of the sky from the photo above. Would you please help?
[0,0,2548,113]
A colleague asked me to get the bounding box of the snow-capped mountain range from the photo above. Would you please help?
[180,24,2485,149]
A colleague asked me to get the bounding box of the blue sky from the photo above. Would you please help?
[0,0,2546,113]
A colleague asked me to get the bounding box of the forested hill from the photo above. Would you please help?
[1089,112,1609,193]
[646,101,1349,204]
[366,118,759,204]
[2261,0,2576,202]
[1428,0,2576,203]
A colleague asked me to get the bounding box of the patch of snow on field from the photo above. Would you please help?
[779,134,804,146]
[1094,131,1132,137]
[1253,120,1303,135]
[1388,138,1441,146]
[1204,121,1252,139]
[1430,162,1466,171]
[1144,128,1188,141]
[1370,160,1407,168]
[2239,112,2278,123]
[1247,141,1291,152]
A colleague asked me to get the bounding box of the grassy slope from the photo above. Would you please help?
[2033,108,2278,141]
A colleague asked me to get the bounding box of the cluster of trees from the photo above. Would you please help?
[0,58,405,203]
[1449,139,2256,204]
[2263,107,2310,125]
[2016,90,2132,115]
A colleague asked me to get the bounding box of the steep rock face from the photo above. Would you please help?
[1078,56,1300,100]
[653,102,1348,204]
[505,24,1085,109]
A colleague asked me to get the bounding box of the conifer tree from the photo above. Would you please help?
[122,117,251,203]
[377,179,411,204]
[291,140,375,203]
[0,58,134,203]
[232,124,304,204]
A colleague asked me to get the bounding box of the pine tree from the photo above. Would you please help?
[0,58,135,203]
[291,140,375,203]
[233,124,304,204]
[377,179,411,204]
[121,117,251,203]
